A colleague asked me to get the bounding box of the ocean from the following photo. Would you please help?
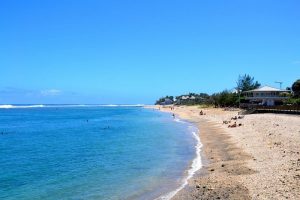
[0,105,202,200]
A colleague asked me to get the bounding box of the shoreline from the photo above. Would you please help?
[147,105,252,199]
[172,117,252,199]
[157,117,203,200]
[146,105,300,199]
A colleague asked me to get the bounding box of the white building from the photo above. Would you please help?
[181,96,189,100]
[243,86,289,106]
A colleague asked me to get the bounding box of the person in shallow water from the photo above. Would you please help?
[100,126,110,130]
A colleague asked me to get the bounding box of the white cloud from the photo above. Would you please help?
[40,89,62,96]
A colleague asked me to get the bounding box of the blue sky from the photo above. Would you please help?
[0,0,299,104]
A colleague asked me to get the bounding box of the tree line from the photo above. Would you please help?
[155,75,300,107]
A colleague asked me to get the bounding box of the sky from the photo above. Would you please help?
[0,0,299,104]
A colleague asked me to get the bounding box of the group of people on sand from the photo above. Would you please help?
[223,115,244,128]
[227,121,243,128]
[199,110,206,115]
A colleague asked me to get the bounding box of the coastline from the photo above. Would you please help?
[146,105,300,199]
[157,117,203,200]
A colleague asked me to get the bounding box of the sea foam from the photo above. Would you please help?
[0,104,144,109]
[0,104,45,109]
[157,121,203,200]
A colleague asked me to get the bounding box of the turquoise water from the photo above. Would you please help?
[0,105,198,200]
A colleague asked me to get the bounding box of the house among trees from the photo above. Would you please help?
[243,86,290,106]
[155,96,174,105]
[176,95,196,104]
[175,93,209,105]
[162,98,174,105]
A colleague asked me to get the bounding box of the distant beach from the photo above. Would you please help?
[147,105,300,199]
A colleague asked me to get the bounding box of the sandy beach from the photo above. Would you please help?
[147,105,300,199]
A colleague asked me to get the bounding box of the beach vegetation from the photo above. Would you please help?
[155,75,300,108]
[210,90,239,107]
[282,79,300,105]
[175,93,211,105]
[284,97,300,105]
[292,79,300,97]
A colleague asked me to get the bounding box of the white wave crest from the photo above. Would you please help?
[173,118,186,123]
[0,104,145,109]
[0,105,14,108]
[0,105,45,109]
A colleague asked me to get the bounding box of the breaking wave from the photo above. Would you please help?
[0,105,45,109]
[0,104,144,109]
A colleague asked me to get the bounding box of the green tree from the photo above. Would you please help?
[211,90,239,107]
[292,79,300,97]
[236,74,261,92]
[155,95,174,105]
[165,96,174,101]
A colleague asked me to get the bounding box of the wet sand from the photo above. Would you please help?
[146,105,300,199]
[173,118,253,200]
